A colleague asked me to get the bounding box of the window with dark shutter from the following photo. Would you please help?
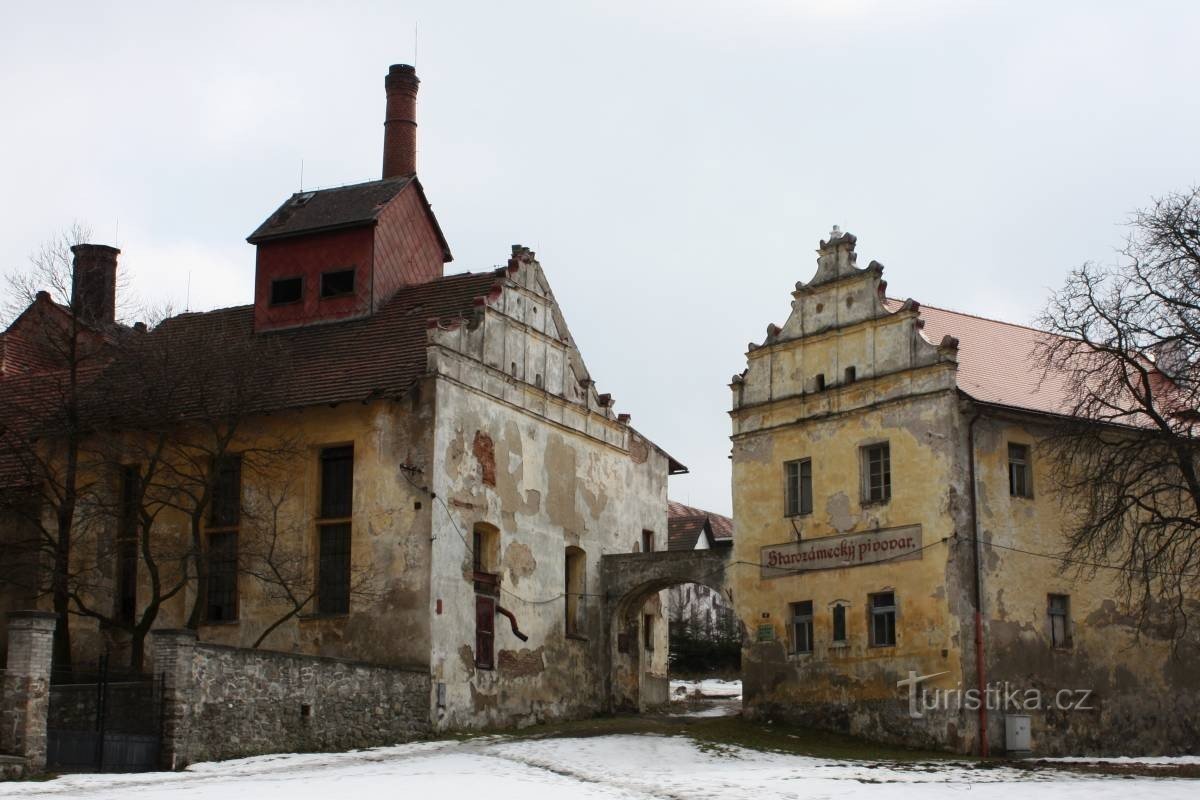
[476,595,496,669]
[317,446,353,614]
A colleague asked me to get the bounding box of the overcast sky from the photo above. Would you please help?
[4,1,1198,515]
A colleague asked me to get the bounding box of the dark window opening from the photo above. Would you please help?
[320,268,355,299]
[317,445,353,614]
[862,443,892,504]
[815,373,826,391]
[643,614,655,650]
[870,591,897,647]
[206,531,238,622]
[116,465,139,624]
[792,600,813,654]
[209,456,241,528]
[1009,443,1032,498]
[476,594,496,669]
[785,458,813,516]
[270,276,303,306]
[832,603,847,643]
[317,523,351,615]
[641,530,655,553]
[1048,594,1071,648]
[844,366,857,384]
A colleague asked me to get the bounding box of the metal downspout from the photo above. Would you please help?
[967,409,990,757]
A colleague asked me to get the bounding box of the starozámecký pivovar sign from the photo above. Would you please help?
[760,525,923,578]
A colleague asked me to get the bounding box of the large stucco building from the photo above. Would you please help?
[729,229,1198,756]
[0,64,678,739]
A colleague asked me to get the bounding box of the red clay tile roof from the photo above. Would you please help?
[110,269,506,418]
[668,500,733,550]
[884,299,1075,416]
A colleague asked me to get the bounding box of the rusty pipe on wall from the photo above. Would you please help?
[967,408,990,758]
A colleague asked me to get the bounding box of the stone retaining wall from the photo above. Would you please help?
[153,630,431,768]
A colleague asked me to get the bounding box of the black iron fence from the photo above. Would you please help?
[46,655,163,772]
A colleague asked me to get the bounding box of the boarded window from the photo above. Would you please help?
[206,531,238,622]
[270,276,303,305]
[832,603,847,643]
[1008,443,1032,498]
[476,594,496,669]
[870,591,897,646]
[565,547,586,637]
[1048,594,1071,648]
[785,458,813,516]
[791,600,813,654]
[861,443,892,504]
[116,465,139,624]
[320,268,355,298]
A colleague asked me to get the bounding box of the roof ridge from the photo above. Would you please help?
[886,296,1053,337]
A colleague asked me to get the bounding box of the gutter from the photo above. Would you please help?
[966,407,989,758]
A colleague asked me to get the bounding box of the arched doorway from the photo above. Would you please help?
[600,550,742,713]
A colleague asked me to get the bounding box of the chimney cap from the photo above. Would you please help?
[69,243,121,257]
[386,64,419,86]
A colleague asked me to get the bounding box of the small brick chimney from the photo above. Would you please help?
[70,244,119,326]
[382,64,419,179]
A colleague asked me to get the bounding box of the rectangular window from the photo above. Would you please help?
[844,366,856,384]
[1048,594,1071,648]
[206,531,238,622]
[475,595,496,669]
[785,458,813,516]
[861,443,892,504]
[209,456,241,527]
[270,276,303,306]
[320,268,356,299]
[832,603,847,643]
[642,530,655,553]
[317,523,351,615]
[643,614,655,650]
[116,465,139,624]
[317,445,353,614]
[1008,443,1032,498]
[791,600,813,654]
[870,591,897,647]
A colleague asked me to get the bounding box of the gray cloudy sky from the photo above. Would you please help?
[4,1,1198,515]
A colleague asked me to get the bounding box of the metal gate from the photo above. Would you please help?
[46,655,163,773]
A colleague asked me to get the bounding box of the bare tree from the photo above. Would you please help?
[0,224,120,669]
[1036,186,1200,641]
[240,479,377,649]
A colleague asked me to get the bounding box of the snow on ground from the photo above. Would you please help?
[1035,756,1200,767]
[670,677,742,698]
[1,733,1195,800]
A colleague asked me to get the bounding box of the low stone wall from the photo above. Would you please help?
[153,631,431,768]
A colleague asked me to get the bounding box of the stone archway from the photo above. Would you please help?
[599,550,735,712]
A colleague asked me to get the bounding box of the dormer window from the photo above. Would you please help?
[320,268,356,299]
[270,277,303,306]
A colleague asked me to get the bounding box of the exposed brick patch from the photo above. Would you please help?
[473,430,496,486]
[497,647,545,679]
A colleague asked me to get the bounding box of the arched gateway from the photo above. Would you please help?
[600,549,736,711]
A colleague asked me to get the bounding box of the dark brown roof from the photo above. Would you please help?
[246,177,453,262]
[668,500,733,550]
[87,269,505,424]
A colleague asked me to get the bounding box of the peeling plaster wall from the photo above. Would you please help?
[730,233,976,752]
[425,249,670,731]
[971,413,1200,755]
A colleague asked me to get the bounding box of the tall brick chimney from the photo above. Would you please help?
[70,244,119,326]
[382,64,419,179]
